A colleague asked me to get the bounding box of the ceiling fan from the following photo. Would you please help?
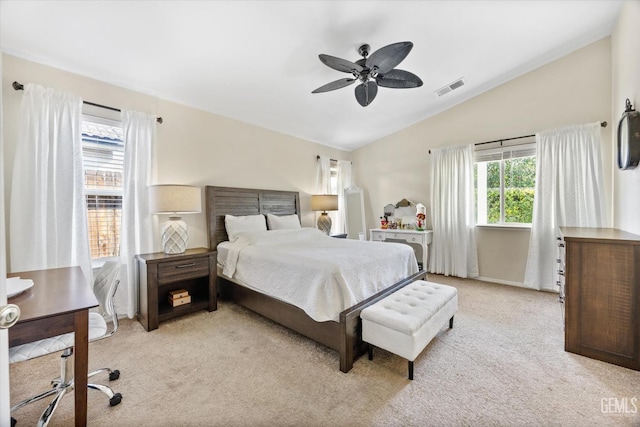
[312,41,423,107]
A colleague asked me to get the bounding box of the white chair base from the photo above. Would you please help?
[10,347,122,427]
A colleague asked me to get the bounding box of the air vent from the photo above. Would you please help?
[434,77,466,97]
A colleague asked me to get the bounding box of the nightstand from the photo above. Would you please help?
[136,247,217,331]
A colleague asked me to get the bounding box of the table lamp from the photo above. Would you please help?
[311,194,338,235]
[149,185,201,254]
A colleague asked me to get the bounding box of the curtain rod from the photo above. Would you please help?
[316,155,352,164]
[428,121,607,154]
[12,81,163,124]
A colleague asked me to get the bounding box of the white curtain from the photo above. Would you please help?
[9,84,92,282]
[524,122,606,291]
[120,110,155,318]
[335,160,352,234]
[429,144,479,278]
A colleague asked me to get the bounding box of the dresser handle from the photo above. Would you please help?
[176,263,196,269]
[557,243,565,248]
[557,270,564,276]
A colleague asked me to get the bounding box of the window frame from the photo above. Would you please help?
[81,113,125,262]
[474,138,536,228]
[329,159,338,194]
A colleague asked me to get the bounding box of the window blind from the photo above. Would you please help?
[475,137,536,162]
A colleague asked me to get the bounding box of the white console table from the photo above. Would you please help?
[370,228,433,270]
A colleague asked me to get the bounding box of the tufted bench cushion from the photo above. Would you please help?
[361,280,458,379]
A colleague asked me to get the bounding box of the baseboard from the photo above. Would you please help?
[475,276,524,287]
[475,276,560,294]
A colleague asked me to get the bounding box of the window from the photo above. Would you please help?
[329,159,338,194]
[474,139,536,225]
[82,116,124,259]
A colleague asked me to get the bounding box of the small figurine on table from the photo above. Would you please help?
[416,203,426,231]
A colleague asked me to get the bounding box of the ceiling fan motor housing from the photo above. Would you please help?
[358,44,370,58]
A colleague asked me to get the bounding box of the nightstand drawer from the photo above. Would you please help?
[157,256,210,284]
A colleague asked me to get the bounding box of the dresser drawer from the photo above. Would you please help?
[371,232,386,241]
[157,256,210,284]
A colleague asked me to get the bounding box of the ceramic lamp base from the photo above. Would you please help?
[161,217,188,254]
[317,212,332,235]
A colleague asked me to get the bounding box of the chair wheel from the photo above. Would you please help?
[109,370,120,381]
[109,392,122,407]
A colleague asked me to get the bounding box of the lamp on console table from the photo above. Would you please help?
[311,194,338,235]
[149,185,201,254]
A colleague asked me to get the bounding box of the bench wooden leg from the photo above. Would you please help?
[449,315,454,328]
[408,361,414,380]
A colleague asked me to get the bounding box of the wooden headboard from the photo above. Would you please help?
[205,186,301,249]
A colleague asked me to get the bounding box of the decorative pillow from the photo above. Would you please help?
[266,213,301,230]
[225,214,267,242]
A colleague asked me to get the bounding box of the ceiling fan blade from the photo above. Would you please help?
[318,54,364,74]
[355,81,378,107]
[376,69,423,88]
[312,78,356,93]
[366,41,413,75]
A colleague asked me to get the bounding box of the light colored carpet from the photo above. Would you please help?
[9,275,640,426]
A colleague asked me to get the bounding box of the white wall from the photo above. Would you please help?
[352,37,613,285]
[2,54,350,262]
[612,0,640,235]
[2,28,624,284]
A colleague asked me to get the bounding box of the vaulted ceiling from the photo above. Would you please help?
[0,1,623,151]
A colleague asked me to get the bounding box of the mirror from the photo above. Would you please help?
[393,199,417,229]
[344,186,366,240]
[617,98,640,170]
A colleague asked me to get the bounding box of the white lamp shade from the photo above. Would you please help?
[149,185,201,214]
[311,194,338,212]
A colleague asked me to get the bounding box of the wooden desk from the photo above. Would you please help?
[8,267,99,426]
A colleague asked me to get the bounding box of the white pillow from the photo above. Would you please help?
[225,214,267,242]
[266,213,301,230]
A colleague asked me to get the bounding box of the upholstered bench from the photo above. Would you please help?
[361,280,458,380]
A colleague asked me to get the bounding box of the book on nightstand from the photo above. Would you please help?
[168,289,191,307]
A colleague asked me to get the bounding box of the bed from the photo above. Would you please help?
[206,185,426,372]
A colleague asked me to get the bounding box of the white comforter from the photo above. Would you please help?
[222,228,418,321]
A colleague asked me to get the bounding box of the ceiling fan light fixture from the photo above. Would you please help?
[312,41,422,107]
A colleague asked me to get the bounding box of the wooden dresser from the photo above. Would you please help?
[560,227,640,370]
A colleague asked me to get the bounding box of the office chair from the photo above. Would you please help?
[9,261,123,427]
